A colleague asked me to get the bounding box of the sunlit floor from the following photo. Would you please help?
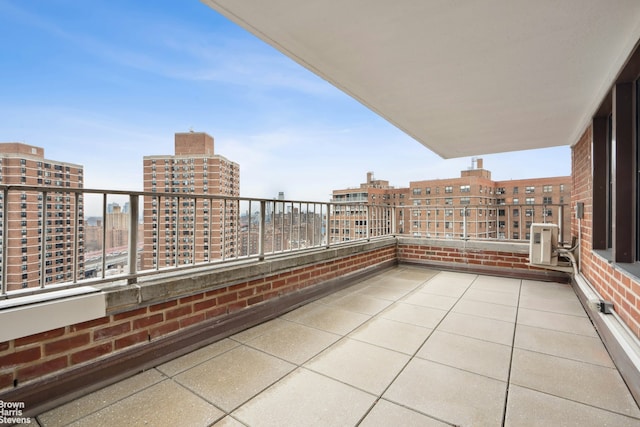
[36,266,640,426]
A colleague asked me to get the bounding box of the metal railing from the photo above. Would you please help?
[0,186,395,296]
[393,203,567,242]
[0,185,569,296]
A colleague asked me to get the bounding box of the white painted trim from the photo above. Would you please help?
[0,289,106,342]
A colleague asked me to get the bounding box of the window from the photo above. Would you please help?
[513,198,519,204]
[559,184,565,193]
[460,185,470,193]
[543,196,553,204]
[525,186,535,194]
[513,187,519,194]
[496,187,505,195]
[425,187,431,194]
[412,188,421,195]
[445,186,453,193]
[444,198,453,205]
[543,185,553,193]
[525,198,535,205]
[460,197,470,205]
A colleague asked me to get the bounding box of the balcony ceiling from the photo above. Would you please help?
[202,0,640,158]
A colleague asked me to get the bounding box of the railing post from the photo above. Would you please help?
[155,196,161,270]
[326,203,331,248]
[298,202,302,249]
[1,188,8,295]
[221,198,227,261]
[558,204,564,244]
[463,206,467,240]
[391,206,396,235]
[366,204,371,241]
[127,194,139,283]
[175,196,180,265]
[289,202,294,251]
[101,194,107,278]
[259,200,265,261]
[73,192,80,283]
[39,191,48,289]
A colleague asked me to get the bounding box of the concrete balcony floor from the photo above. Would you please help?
[36,266,640,426]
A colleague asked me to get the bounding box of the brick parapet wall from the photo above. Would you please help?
[0,242,396,393]
[572,126,640,338]
[398,243,528,268]
[396,238,560,279]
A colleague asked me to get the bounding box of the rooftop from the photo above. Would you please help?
[36,266,640,426]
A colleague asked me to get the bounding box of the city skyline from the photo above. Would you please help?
[0,0,571,204]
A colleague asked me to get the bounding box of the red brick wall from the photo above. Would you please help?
[397,243,546,273]
[0,245,396,392]
[572,125,640,338]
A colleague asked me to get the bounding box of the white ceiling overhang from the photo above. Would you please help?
[201,0,640,158]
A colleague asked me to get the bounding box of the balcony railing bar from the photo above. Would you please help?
[101,193,107,279]
[39,191,48,289]
[73,191,81,284]
[1,188,7,296]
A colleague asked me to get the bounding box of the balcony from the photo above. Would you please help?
[33,266,640,426]
[0,186,638,425]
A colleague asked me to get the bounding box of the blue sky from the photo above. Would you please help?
[0,0,571,205]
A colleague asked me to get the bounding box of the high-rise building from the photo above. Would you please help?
[0,143,84,290]
[331,161,571,243]
[407,159,571,242]
[104,203,129,249]
[331,172,409,242]
[142,132,240,269]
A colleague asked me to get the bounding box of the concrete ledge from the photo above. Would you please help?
[100,238,396,314]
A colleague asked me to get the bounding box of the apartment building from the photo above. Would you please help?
[142,132,240,269]
[332,161,571,243]
[408,159,571,242]
[84,203,135,252]
[331,172,410,242]
[0,143,84,290]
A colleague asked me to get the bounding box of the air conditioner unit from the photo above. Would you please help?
[529,223,558,266]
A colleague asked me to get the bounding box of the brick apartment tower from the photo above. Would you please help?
[331,160,571,243]
[0,143,84,290]
[331,172,410,242]
[407,159,571,242]
[142,132,239,269]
